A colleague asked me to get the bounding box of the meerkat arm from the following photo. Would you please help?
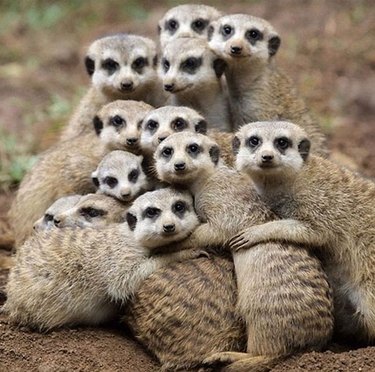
[230,219,329,252]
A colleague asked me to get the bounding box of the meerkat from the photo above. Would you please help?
[208,14,328,156]
[230,121,375,343]
[160,37,231,132]
[60,34,165,141]
[9,100,153,248]
[91,150,151,202]
[3,188,201,331]
[154,132,333,371]
[158,4,222,48]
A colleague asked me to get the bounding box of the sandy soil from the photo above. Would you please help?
[0,0,374,370]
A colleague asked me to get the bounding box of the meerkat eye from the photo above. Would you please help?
[132,57,148,72]
[248,136,261,147]
[166,19,179,32]
[104,176,118,188]
[110,115,125,127]
[144,207,161,219]
[128,169,139,183]
[245,28,263,42]
[181,57,202,74]
[191,18,208,33]
[161,147,173,158]
[187,143,200,155]
[146,119,159,132]
[221,25,233,37]
[171,117,187,131]
[162,58,170,73]
[275,137,290,150]
[173,200,186,215]
[44,213,54,222]
[102,58,119,74]
[80,207,105,218]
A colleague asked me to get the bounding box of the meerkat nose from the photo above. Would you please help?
[126,138,138,146]
[230,46,242,55]
[261,154,274,162]
[121,81,134,91]
[121,192,131,199]
[158,136,167,143]
[163,223,176,233]
[54,219,61,227]
[164,83,175,92]
[174,162,186,171]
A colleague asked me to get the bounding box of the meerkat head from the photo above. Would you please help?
[91,150,150,203]
[140,106,208,156]
[234,121,311,182]
[94,100,154,153]
[161,38,226,94]
[158,4,222,48]
[85,34,158,97]
[126,188,199,249]
[53,193,126,229]
[33,195,82,232]
[208,14,281,65]
[155,132,221,187]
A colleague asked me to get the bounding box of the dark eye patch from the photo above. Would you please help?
[128,169,139,183]
[180,57,202,74]
[104,176,118,188]
[245,28,263,45]
[132,57,148,73]
[146,119,159,133]
[186,143,201,157]
[101,58,119,75]
[162,58,170,73]
[110,115,125,128]
[44,214,54,222]
[191,18,208,34]
[143,207,161,219]
[166,18,179,34]
[80,207,107,218]
[248,136,261,149]
[161,147,173,158]
[172,200,187,217]
[171,117,187,132]
[221,24,234,39]
[274,137,292,153]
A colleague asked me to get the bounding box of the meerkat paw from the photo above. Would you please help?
[202,351,250,368]
[230,226,267,251]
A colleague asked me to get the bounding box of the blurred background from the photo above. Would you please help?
[0,0,374,198]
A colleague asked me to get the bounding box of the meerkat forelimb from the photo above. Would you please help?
[208,14,328,156]
[60,34,165,141]
[154,132,333,369]
[9,100,153,248]
[3,188,200,331]
[160,38,231,132]
[230,120,375,343]
[158,4,222,48]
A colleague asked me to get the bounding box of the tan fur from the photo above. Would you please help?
[158,4,222,48]
[142,132,334,370]
[3,188,200,331]
[208,14,328,156]
[60,34,164,141]
[9,100,152,248]
[232,121,375,343]
[161,38,231,132]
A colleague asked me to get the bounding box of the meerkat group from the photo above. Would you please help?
[4,3,373,372]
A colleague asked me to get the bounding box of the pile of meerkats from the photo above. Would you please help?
[2,4,375,372]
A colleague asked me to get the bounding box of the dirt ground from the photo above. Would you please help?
[0,0,374,371]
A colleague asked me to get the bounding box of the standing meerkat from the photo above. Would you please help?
[9,100,153,248]
[60,34,164,141]
[91,150,151,202]
[158,4,222,48]
[3,188,200,331]
[160,38,231,132]
[231,121,375,343]
[208,14,328,156]
[152,132,333,370]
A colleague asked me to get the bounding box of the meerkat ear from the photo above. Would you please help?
[93,116,104,136]
[298,138,311,161]
[207,24,215,41]
[232,136,241,155]
[157,23,162,35]
[209,145,220,165]
[91,171,99,188]
[213,59,227,78]
[84,56,95,76]
[126,212,137,231]
[268,35,281,57]
[195,120,208,134]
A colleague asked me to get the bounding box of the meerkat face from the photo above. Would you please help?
[126,188,199,249]
[158,5,222,48]
[155,132,220,186]
[161,38,226,94]
[33,195,82,232]
[140,106,208,156]
[208,14,281,64]
[234,121,311,179]
[91,150,149,202]
[53,194,126,229]
[85,34,158,97]
[94,100,154,153]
